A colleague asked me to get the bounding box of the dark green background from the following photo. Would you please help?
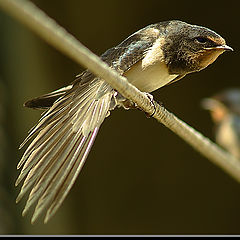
[0,0,239,235]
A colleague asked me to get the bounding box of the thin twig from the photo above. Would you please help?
[1,0,240,182]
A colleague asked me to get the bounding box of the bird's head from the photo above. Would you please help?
[162,20,233,75]
[201,89,240,123]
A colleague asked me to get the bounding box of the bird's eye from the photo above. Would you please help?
[195,37,208,44]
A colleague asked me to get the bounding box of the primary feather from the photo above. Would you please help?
[17,24,161,223]
[17,78,112,223]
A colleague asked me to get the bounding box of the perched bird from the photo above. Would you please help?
[16,20,233,223]
[202,89,240,159]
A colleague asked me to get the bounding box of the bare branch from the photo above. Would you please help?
[1,0,240,183]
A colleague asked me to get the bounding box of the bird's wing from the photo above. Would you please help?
[17,79,113,224]
[23,24,160,110]
[17,25,160,223]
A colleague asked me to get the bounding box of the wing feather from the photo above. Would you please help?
[16,116,72,184]
[17,24,161,222]
[17,79,111,222]
[16,125,73,201]
[31,128,98,223]
[44,128,98,223]
[23,128,84,218]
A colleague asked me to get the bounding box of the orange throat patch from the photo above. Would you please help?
[197,48,225,70]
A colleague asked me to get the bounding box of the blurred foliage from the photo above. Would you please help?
[0,0,240,235]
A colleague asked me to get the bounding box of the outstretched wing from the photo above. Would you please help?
[17,24,160,223]
[17,79,113,223]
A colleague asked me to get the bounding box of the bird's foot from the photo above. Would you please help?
[143,93,156,118]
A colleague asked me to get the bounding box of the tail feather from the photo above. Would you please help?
[24,85,73,110]
[17,79,113,223]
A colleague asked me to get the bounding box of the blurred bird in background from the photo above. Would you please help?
[16,20,233,223]
[202,89,240,159]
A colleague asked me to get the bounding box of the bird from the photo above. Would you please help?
[16,20,233,223]
[202,89,240,159]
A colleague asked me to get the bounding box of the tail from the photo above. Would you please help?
[16,78,113,223]
[23,85,73,110]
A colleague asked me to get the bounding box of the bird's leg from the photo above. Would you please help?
[115,92,162,118]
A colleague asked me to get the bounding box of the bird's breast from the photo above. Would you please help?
[124,60,178,93]
[216,115,240,158]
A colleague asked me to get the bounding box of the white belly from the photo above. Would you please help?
[124,60,178,93]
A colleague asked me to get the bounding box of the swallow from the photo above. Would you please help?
[202,89,240,159]
[16,20,233,223]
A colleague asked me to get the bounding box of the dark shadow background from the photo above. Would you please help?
[0,0,239,235]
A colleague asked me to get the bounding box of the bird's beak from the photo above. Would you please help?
[216,45,234,51]
[205,45,233,51]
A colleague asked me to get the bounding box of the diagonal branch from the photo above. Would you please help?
[1,0,240,183]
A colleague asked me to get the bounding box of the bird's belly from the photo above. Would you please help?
[124,61,178,92]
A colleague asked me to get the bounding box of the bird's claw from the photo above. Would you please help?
[143,93,156,118]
